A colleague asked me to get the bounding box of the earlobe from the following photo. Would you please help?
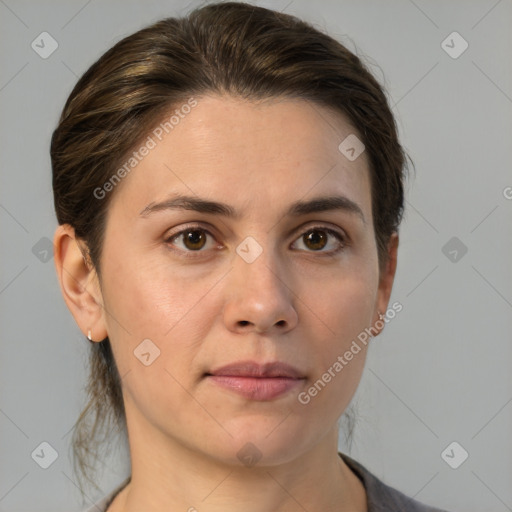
[53,224,108,342]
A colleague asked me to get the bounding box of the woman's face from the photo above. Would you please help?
[81,95,396,466]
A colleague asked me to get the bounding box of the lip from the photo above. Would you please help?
[205,361,305,401]
[208,361,305,379]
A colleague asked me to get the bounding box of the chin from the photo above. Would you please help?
[207,421,310,467]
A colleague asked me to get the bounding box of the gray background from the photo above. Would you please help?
[1,0,511,511]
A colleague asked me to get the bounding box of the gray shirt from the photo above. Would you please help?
[83,452,448,511]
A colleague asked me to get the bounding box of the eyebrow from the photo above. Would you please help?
[139,194,365,223]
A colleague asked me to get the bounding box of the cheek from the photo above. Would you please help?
[99,257,218,424]
[102,248,205,332]
[302,264,377,403]
[315,265,378,346]
[100,252,221,375]
[294,318,369,434]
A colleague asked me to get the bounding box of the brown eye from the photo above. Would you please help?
[166,225,219,256]
[303,230,328,251]
[291,226,345,254]
[182,229,207,250]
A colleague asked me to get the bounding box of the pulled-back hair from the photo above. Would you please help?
[50,1,410,495]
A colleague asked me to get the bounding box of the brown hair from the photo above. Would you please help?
[51,1,410,496]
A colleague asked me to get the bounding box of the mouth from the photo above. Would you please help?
[205,361,306,401]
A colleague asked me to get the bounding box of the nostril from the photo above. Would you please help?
[238,320,250,326]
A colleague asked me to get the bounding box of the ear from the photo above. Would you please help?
[53,224,108,343]
[372,232,399,335]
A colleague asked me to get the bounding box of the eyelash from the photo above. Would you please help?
[164,223,348,258]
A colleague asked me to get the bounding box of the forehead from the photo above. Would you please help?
[108,94,372,220]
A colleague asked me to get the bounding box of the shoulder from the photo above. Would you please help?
[339,452,450,512]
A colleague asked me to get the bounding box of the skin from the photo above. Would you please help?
[54,95,398,512]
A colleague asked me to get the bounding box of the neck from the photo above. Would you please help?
[108,408,367,512]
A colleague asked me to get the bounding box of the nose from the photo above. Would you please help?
[222,246,298,335]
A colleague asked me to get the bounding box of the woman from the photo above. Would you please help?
[51,2,449,511]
